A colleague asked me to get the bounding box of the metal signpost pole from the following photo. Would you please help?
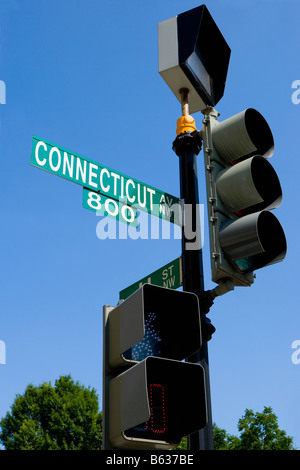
[158,5,232,449]
[172,90,214,451]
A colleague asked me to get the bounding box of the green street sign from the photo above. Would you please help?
[82,188,138,227]
[119,256,182,301]
[30,136,181,225]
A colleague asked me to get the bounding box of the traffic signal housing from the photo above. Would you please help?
[201,107,287,287]
[102,284,207,450]
[158,4,231,114]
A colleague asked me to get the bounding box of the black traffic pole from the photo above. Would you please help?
[172,89,215,451]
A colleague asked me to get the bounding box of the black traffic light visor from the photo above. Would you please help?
[178,5,231,107]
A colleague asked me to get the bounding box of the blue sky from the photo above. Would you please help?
[1,0,300,449]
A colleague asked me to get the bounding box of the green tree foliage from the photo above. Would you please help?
[0,375,102,450]
[1,377,295,452]
[213,423,241,450]
[175,407,295,450]
[213,407,295,450]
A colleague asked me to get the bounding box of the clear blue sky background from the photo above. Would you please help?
[1,0,300,449]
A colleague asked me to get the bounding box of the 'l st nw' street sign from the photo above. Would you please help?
[119,256,182,301]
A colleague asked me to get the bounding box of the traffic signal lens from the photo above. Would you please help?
[124,378,176,443]
[124,311,163,361]
[123,285,201,363]
[244,108,274,159]
[248,156,282,212]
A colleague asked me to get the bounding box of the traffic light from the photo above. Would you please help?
[158,4,231,114]
[102,284,207,450]
[201,107,287,287]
